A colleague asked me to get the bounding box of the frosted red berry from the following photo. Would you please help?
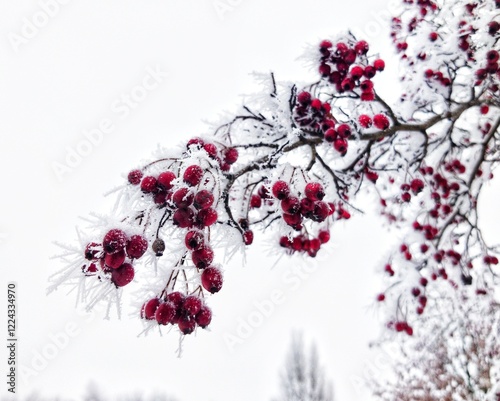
[297,91,312,105]
[141,298,160,320]
[111,263,135,287]
[173,188,194,208]
[192,246,214,269]
[201,266,223,293]
[373,114,390,130]
[178,317,196,335]
[195,306,212,328]
[281,196,300,214]
[250,194,262,208]
[272,181,290,200]
[223,147,239,164]
[373,59,385,71]
[140,176,158,193]
[172,207,195,228]
[104,249,126,269]
[183,165,204,186]
[197,208,218,227]
[194,190,214,210]
[155,302,176,325]
[126,235,148,259]
[157,171,176,190]
[182,295,202,317]
[128,170,143,185]
[358,114,372,128]
[185,230,204,251]
[103,229,128,254]
[305,182,325,201]
[243,230,254,245]
[354,40,369,55]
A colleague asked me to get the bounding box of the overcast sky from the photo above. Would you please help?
[2,1,500,401]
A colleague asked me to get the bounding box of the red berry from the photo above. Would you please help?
[111,263,135,287]
[360,79,373,91]
[480,105,489,115]
[166,292,185,310]
[194,190,214,210]
[84,242,101,260]
[311,201,329,222]
[157,171,176,190]
[281,196,300,214]
[334,138,348,155]
[201,266,223,293]
[258,185,271,199]
[243,230,254,245]
[250,194,262,208]
[141,298,160,320]
[195,306,212,328]
[140,176,158,193]
[429,32,438,41]
[354,40,369,55]
[272,181,291,200]
[173,207,195,228]
[364,66,376,78]
[196,208,218,227]
[401,192,411,202]
[341,78,355,91]
[155,302,176,325]
[358,114,372,128]
[173,188,194,208]
[104,249,126,269]
[182,295,202,317]
[283,213,302,227]
[410,178,425,194]
[360,91,375,101]
[350,66,364,80]
[320,40,333,49]
[103,229,128,254]
[128,170,143,185]
[318,230,330,244]
[297,91,311,105]
[365,170,378,183]
[187,137,204,147]
[178,317,196,335]
[373,59,385,71]
[319,63,331,77]
[324,128,337,142]
[203,143,218,159]
[192,246,214,269]
[337,124,352,138]
[154,191,168,205]
[183,165,204,187]
[300,198,315,218]
[373,114,390,130]
[223,148,239,164]
[377,293,385,302]
[488,21,500,35]
[126,235,148,259]
[305,182,325,201]
[185,230,204,250]
[311,98,322,110]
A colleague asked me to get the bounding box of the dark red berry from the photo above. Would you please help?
[194,190,214,210]
[196,208,218,227]
[103,229,128,254]
[140,176,158,193]
[104,249,126,269]
[128,170,143,185]
[318,230,330,244]
[201,266,223,293]
[354,40,369,55]
[141,298,160,320]
[111,263,135,287]
[243,230,254,245]
[373,59,385,71]
[250,194,262,208]
[173,188,194,208]
[172,207,195,228]
[305,182,325,201]
[281,196,300,214]
[358,114,372,128]
[178,317,196,335]
[373,114,390,130]
[311,201,329,222]
[185,230,204,251]
[272,181,290,200]
[334,138,348,155]
[155,302,176,325]
[182,295,202,317]
[297,91,312,105]
[223,148,239,164]
[195,306,212,328]
[183,165,204,186]
[192,246,214,269]
[157,171,176,190]
[85,242,101,260]
[126,235,148,259]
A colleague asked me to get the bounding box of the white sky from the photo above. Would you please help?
[1,1,500,401]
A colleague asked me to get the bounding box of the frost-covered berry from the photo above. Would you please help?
[128,170,143,185]
[103,229,128,254]
[187,137,204,147]
[111,263,135,287]
[311,201,329,222]
[324,128,337,142]
[410,179,425,194]
[182,295,202,317]
[223,147,239,164]
[305,182,325,201]
[195,306,212,328]
[281,196,300,214]
[297,91,312,105]
[272,181,290,200]
[85,242,101,260]
[201,266,223,293]
[337,124,351,138]
[318,230,330,244]
[166,291,185,310]
[197,208,218,227]
[178,317,196,335]
[192,246,214,269]
[104,249,126,269]
[250,194,262,208]
[157,171,176,190]
[185,230,204,251]
[155,302,176,325]
[488,21,500,36]
[140,176,158,193]
[283,212,302,227]
[194,190,214,210]
[334,138,348,155]
[358,114,372,128]
[350,66,364,80]
[173,208,195,228]
[141,298,160,320]
[173,188,194,208]
[126,235,148,259]
[243,230,254,245]
[373,114,390,130]
[203,143,218,159]
[183,165,204,186]
[429,32,438,41]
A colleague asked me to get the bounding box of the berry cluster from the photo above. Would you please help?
[318,39,385,100]
[279,230,330,258]
[186,137,239,172]
[82,229,147,287]
[141,292,212,334]
[475,50,499,87]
